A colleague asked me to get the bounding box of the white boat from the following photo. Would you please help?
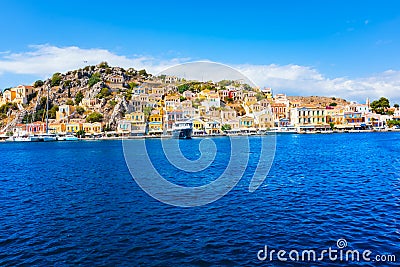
[39,133,57,142]
[172,121,193,139]
[9,133,41,142]
[58,134,79,141]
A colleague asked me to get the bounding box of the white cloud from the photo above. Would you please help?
[0,44,187,78]
[1,44,400,104]
[237,64,400,103]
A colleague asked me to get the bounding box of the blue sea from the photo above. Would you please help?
[0,133,399,266]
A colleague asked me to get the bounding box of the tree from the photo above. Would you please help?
[51,73,62,87]
[139,69,148,77]
[143,106,153,118]
[98,61,109,68]
[177,83,190,94]
[63,80,71,87]
[387,120,400,128]
[75,91,84,105]
[255,92,266,101]
[75,106,85,115]
[329,122,335,130]
[394,103,399,109]
[76,129,85,138]
[33,80,44,88]
[48,105,59,119]
[96,87,111,99]
[329,102,337,106]
[371,97,390,114]
[88,72,101,87]
[128,82,138,89]
[108,100,117,107]
[221,124,232,131]
[66,99,74,106]
[86,112,103,123]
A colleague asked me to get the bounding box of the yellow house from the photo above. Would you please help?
[125,111,145,122]
[125,111,146,135]
[245,96,257,106]
[192,119,205,131]
[199,89,211,97]
[148,114,163,123]
[83,122,102,134]
[148,121,162,134]
[2,85,36,105]
[2,89,16,103]
[66,122,82,133]
[49,122,66,134]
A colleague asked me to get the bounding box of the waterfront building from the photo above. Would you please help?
[224,119,240,131]
[192,118,206,135]
[83,122,102,135]
[66,122,82,133]
[255,110,274,129]
[124,111,146,135]
[290,107,329,132]
[271,102,289,122]
[117,120,132,135]
[49,122,66,134]
[204,120,221,134]
[239,115,255,129]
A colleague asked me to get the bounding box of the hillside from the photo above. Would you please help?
[287,95,350,107]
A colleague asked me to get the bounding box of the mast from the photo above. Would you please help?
[46,85,49,134]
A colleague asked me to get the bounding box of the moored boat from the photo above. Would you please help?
[39,133,57,142]
[172,121,193,139]
[59,134,79,141]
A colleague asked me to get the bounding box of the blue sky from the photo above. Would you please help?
[1,0,400,103]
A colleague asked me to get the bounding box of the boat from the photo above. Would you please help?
[172,121,193,139]
[38,85,57,142]
[39,133,57,142]
[58,134,79,141]
[8,132,41,142]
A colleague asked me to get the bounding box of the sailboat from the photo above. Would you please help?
[38,85,57,142]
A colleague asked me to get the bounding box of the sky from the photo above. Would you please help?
[1,0,400,103]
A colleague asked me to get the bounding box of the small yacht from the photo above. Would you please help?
[172,121,193,139]
[58,134,79,141]
[39,133,57,142]
[9,132,41,142]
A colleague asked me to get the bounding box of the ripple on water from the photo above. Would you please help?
[0,134,399,265]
